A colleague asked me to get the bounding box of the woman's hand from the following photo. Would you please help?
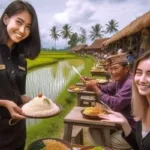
[98,110,127,125]
[5,100,26,119]
[99,110,132,137]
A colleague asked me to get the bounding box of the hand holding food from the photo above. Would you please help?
[98,110,127,125]
[5,100,26,119]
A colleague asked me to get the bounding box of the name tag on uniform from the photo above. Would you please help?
[0,64,6,70]
[18,66,26,71]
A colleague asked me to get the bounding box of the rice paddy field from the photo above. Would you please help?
[25,51,94,149]
[27,51,78,69]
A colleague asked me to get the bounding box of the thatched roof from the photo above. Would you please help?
[72,44,87,52]
[104,11,150,46]
[85,38,109,50]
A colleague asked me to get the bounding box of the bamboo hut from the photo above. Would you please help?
[84,38,109,55]
[104,11,150,55]
[72,44,87,54]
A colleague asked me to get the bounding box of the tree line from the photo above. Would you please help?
[49,19,119,49]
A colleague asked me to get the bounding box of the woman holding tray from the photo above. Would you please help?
[0,1,40,149]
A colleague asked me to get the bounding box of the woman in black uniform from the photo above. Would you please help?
[0,1,40,150]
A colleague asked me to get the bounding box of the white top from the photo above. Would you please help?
[142,131,149,138]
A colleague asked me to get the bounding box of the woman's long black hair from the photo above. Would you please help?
[0,0,41,59]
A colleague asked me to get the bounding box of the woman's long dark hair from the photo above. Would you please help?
[0,0,41,59]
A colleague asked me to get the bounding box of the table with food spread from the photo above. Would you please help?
[67,78,109,107]
[90,69,110,81]
[63,107,116,147]
[68,84,97,106]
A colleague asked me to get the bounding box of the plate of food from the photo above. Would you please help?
[80,146,112,150]
[91,68,105,72]
[68,85,86,93]
[21,94,61,118]
[27,138,72,150]
[95,79,108,84]
[81,106,108,120]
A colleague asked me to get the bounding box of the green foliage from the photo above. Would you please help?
[49,26,60,49]
[61,24,72,39]
[68,32,79,48]
[89,24,104,41]
[44,98,50,104]
[27,58,57,70]
[64,94,75,105]
[79,27,87,44]
[28,141,45,150]
[105,19,119,34]
[27,51,77,70]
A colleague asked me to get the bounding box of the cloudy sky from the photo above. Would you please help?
[0,0,150,49]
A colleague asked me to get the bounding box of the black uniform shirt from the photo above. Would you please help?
[0,43,27,118]
[122,121,150,150]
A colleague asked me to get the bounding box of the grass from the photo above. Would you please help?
[27,51,79,70]
[25,53,94,149]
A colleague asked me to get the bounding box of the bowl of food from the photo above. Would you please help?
[81,106,107,120]
[27,138,72,150]
[81,146,112,150]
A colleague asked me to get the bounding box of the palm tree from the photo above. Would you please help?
[79,27,87,44]
[105,19,119,35]
[61,24,72,47]
[68,32,79,48]
[89,24,104,41]
[49,26,60,49]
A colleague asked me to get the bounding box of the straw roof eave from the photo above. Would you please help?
[86,38,109,50]
[72,44,87,52]
[104,11,150,46]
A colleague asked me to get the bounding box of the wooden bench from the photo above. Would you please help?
[71,126,83,145]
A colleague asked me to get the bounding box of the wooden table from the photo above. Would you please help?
[63,107,116,147]
[76,90,97,106]
[68,85,97,106]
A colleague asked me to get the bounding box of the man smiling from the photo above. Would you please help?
[84,53,135,150]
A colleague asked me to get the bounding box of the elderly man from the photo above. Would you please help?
[84,53,135,150]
